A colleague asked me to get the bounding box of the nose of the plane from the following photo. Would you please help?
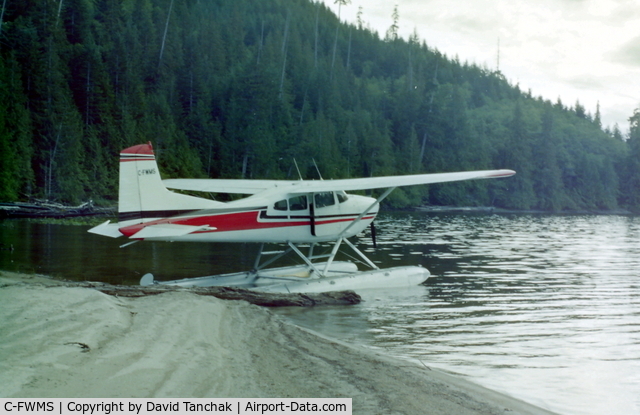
[347,193,379,223]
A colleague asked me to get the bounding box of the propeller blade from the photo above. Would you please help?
[370,222,377,249]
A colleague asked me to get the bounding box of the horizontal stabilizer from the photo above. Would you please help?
[88,221,123,238]
[130,224,212,239]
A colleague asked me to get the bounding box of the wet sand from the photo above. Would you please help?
[0,271,556,414]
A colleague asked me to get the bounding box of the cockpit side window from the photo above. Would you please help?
[274,199,288,211]
[314,192,335,208]
[289,195,307,211]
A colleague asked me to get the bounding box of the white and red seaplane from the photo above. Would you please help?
[89,142,514,293]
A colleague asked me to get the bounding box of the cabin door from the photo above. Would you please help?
[311,192,343,237]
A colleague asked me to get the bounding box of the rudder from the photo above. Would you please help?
[118,142,219,222]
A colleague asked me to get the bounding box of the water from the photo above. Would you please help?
[1,213,639,414]
[0,219,263,285]
[278,214,640,415]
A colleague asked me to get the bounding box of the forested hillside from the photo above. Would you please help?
[1,0,639,211]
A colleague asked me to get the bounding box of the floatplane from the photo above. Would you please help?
[89,142,514,293]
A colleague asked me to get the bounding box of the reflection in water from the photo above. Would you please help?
[0,220,262,285]
[1,214,640,414]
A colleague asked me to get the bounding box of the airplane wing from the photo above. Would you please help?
[282,169,515,194]
[163,169,515,196]
[163,179,297,194]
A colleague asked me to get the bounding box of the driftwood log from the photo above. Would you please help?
[0,201,115,219]
[74,281,361,307]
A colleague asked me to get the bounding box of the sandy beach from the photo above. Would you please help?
[0,271,555,414]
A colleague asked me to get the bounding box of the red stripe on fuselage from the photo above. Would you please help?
[119,210,375,238]
[119,158,156,162]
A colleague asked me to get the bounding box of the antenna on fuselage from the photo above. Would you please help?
[312,158,323,180]
[293,158,303,180]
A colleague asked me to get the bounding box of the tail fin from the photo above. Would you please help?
[118,142,219,222]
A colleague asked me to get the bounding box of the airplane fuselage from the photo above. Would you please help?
[117,192,378,243]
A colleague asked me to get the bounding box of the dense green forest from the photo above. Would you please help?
[1,0,639,211]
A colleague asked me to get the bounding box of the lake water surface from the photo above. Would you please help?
[1,213,639,415]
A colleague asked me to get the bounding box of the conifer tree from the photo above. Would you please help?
[624,108,640,209]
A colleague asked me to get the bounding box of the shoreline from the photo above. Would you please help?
[0,271,556,414]
[1,202,635,222]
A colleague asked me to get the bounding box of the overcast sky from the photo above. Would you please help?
[321,0,640,133]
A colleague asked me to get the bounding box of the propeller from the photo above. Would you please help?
[370,222,377,249]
